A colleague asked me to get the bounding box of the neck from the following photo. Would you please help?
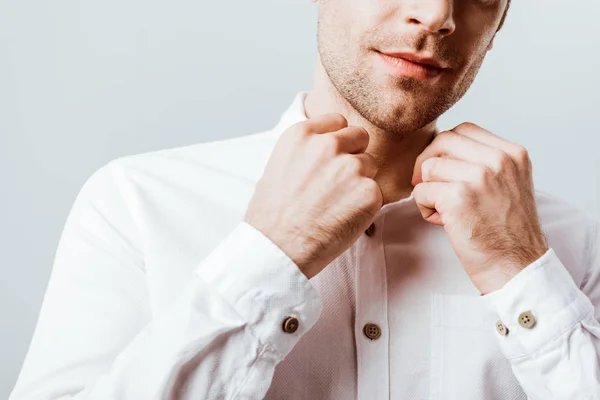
[303,57,439,206]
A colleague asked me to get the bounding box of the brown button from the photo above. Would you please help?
[496,320,509,336]
[282,317,299,334]
[518,311,536,329]
[365,223,376,237]
[363,323,381,340]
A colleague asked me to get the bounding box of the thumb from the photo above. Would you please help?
[413,182,445,226]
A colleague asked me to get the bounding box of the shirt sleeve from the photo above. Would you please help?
[481,222,600,400]
[9,160,322,400]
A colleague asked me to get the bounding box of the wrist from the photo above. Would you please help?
[475,243,550,295]
[474,266,524,295]
[244,217,324,279]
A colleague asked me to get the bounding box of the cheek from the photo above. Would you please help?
[462,10,502,55]
[448,28,496,82]
[318,5,353,44]
[320,0,381,39]
[454,4,502,51]
[318,9,372,62]
[460,41,491,76]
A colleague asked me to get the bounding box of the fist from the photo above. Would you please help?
[411,123,549,294]
[245,114,383,279]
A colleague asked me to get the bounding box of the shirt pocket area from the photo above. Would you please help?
[429,293,527,400]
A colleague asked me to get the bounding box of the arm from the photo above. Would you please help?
[409,121,600,399]
[482,221,600,400]
[9,160,322,400]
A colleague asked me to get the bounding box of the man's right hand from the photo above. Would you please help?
[244,113,383,279]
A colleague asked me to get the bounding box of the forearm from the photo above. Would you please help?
[483,248,600,400]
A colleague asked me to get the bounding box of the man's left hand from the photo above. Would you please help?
[411,122,549,295]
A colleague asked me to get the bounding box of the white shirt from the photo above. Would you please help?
[10,92,600,400]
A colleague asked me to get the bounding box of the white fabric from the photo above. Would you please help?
[10,92,600,400]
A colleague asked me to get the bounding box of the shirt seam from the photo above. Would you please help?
[107,158,147,273]
[581,219,599,291]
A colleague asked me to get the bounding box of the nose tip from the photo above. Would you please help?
[409,15,455,36]
[406,3,456,36]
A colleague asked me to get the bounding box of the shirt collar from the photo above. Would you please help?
[268,91,309,140]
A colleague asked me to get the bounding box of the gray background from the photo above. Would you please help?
[1,0,598,397]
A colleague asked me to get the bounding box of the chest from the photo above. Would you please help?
[134,179,581,399]
[264,217,527,399]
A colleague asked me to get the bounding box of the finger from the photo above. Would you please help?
[411,131,503,186]
[452,122,514,154]
[452,122,531,167]
[352,152,378,179]
[304,113,348,134]
[452,123,532,172]
[331,126,370,154]
[412,182,447,226]
[419,157,488,184]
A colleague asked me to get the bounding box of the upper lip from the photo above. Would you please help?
[378,51,447,69]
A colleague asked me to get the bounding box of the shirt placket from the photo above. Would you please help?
[355,213,390,400]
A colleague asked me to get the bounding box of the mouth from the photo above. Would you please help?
[375,50,447,80]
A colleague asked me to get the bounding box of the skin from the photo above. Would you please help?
[245,0,548,295]
[305,0,510,204]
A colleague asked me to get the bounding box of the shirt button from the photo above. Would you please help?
[518,311,536,329]
[495,320,509,336]
[365,223,376,237]
[363,323,381,340]
[282,316,299,334]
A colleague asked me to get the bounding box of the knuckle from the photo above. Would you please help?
[436,130,459,146]
[421,158,434,179]
[362,177,379,192]
[436,130,454,139]
[491,151,512,171]
[457,121,478,130]
[475,166,493,185]
[422,157,440,179]
[515,145,530,164]
[362,179,382,205]
[423,156,438,170]
[344,155,364,176]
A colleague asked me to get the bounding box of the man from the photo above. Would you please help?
[10,0,600,399]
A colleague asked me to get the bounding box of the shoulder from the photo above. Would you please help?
[72,127,276,227]
[80,128,277,199]
[111,129,276,184]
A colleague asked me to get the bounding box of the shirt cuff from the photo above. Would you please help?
[195,221,323,360]
[481,248,595,359]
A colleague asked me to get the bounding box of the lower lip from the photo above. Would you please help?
[377,52,443,80]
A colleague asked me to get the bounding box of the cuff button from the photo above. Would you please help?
[495,320,509,336]
[518,311,536,329]
[282,317,299,334]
